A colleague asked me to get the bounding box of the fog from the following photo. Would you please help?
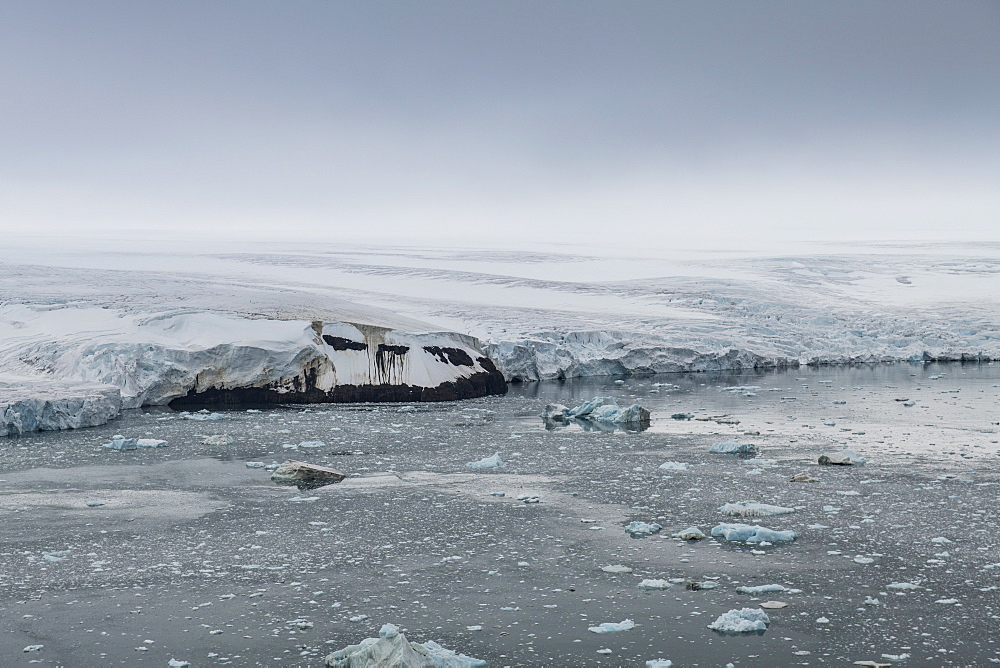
[2,1,998,250]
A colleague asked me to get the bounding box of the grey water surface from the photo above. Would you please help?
[2,363,1000,666]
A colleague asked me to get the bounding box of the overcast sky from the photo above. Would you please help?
[2,1,998,249]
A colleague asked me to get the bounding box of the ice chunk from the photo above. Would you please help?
[181,411,225,421]
[23,645,44,652]
[659,461,690,471]
[710,440,758,455]
[271,460,347,487]
[102,435,138,450]
[625,521,662,537]
[168,661,190,668]
[736,584,787,594]
[588,619,635,634]
[202,434,234,445]
[564,397,618,418]
[707,608,770,633]
[818,449,866,465]
[561,397,651,425]
[466,452,503,468]
[646,661,673,667]
[324,622,486,667]
[601,564,633,573]
[135,438,168,448]
[711,523,797,543]
[718,501,795,517]
[672,526,706,540]
[638,579,672,590]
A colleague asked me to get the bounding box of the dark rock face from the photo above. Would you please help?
[422,346,475,367]
[322,336,368,351]
[168,368,507,408]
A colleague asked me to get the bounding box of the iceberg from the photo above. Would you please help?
[711,523,797,544]
[324,623,486,667]
[549,396,651,426]
[707,608,770,634]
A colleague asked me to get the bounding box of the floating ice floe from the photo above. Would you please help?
[887,582,920,590]
[588,619,635,634]
[707,608,770,633]
[638,579,672,590]
[625,521,662,537]
[202,434,234,445]
[324,623,486,667]
[673,526,707,540]
[659,461,690,471]
[718,501,795,517]
[102,435,168,450]
[466,452,503,468]
[711,523,797,544]
[601,564,633,573]
[819,449,866,465]
[646,660,673,667]
[709,440,758,455]
[736,584,800,595]
[789,472,819,482]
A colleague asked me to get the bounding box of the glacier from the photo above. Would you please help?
[5,239,1000,434]
[0,306,505,435]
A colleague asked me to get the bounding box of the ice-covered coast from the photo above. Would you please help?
[2,238,1000,433]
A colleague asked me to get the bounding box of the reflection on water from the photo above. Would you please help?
[541,416,649,433]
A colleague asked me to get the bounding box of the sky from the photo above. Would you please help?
[1,1,998,250]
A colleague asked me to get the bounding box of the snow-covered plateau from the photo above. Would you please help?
[2,237,1000,433]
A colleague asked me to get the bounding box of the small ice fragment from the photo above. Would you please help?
[625,521,662,537]
[718,501,795,517]
[673,526,706,540]
[466,453,503,469]
[202,434,234,446]
[646,661,673,667]
[23,645,44,652]
[588,619,635,634]
[759,601,787,609]
[288,496,320,503]
[887,582,920,590]
[659,461,690,471]
[930,536,953,544]
[736,584,786,595]
[710,440,758,455]
[102,435,138,450]
[818,450,866,465]
[168,660,190,667]
[816,617,830,624]
[601,564,632,573]
[245,461,265,468]
[637,579,672,590]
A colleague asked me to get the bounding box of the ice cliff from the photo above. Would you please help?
[0,305,506,433]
